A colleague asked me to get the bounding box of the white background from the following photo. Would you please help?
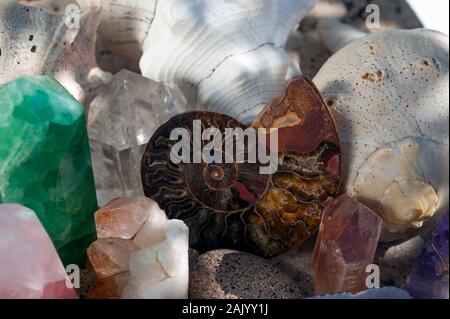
[408,0,449,35]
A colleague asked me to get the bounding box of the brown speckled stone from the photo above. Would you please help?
[189,250,309,299]
[272,237,316,298]
[76,262,97,299]
[189,248,200,265]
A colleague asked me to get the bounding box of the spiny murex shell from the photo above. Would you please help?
[141,77,341,257]
[1,0,111,105]
[313,25,449,233]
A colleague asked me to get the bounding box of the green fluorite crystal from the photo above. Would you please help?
[0,76,98,265]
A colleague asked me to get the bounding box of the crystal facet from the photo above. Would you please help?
[0,204,77,299]
[0,76,98,265]
[88,197,189,299]
[122,219,189,299]
[87,70,187,206]
[87,238,139,278]
[312,194,383,295]
[404,211,449,299]
[95,197,150,240]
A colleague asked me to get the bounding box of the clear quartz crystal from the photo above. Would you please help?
[88,70,187,206]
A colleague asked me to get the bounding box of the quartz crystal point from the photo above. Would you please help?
[312,194,383,295]
[87,238,139,278]
[0,76,98,265]
[95,197,151,240]
[88,70,187,206]
[0,204,77,299]
[87,197,189,299]
[404,212,449,299]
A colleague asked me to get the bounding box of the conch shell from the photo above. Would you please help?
[313,21,449,233]
[1,0,111,105]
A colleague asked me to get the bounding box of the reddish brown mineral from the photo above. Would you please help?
[141,76,341,257]
[312,194,383,295]
[87,238,139,278]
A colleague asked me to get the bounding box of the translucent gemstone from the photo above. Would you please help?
[87,70,187,206]
[133,200,167,248]
[88,198,189,299]
[87,238,139,278]
[122,219,189,299]
[95,197,150,240]
[312,194,383,295]
[405,211,449,299]
[88,272,130,299]
[0,204,77,299]
[0,76,98,265]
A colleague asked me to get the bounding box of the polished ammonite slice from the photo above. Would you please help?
[141,77,341,257]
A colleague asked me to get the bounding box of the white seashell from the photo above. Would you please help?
[19,0,76,13]
[19,0,151,72]
[1,0,111,106]
[316,17,366,53]
[77,0,157,73]
[140,0,316,124]
[313,23,449,233]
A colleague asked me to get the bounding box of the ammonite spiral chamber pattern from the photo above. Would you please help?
[141,77,341,257]
[141,112,270,253]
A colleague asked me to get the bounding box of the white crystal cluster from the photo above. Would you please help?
[88,197,189,299]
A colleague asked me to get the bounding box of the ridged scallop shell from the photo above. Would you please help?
[140,0,316,124]
[313,28,449,233]
[141,77,341,257]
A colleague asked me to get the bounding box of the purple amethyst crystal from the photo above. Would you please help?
[405,212,449,299]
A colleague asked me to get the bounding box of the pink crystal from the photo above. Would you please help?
[312,195,383,295]
[95,197,150,239]
[0,204,77,299]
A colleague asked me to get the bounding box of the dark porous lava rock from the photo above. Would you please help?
[189,250,308,299]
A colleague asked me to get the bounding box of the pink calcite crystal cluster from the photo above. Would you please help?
[0,204,77,299]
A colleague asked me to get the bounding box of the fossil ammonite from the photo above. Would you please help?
[141,77,341,257]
